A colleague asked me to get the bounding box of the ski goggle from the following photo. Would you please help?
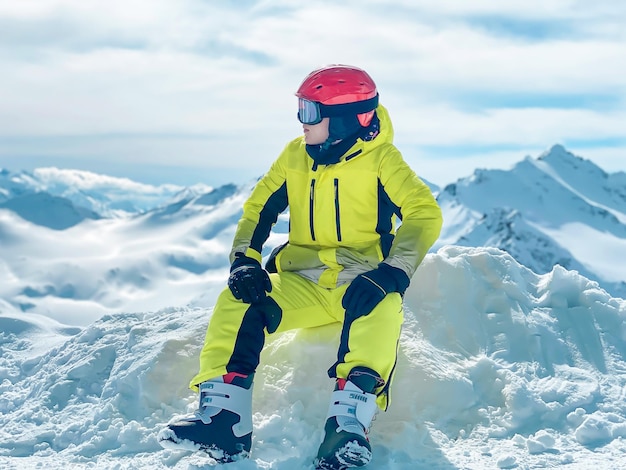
[297,94,380,125]
[298,99,324,125]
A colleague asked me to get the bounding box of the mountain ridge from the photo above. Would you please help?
[0,167,213,220]
[0,144,624,324]
[435,144,626,298]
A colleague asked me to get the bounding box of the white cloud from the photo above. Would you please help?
[393,106,626,146]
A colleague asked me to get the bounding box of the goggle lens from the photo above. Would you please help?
[298,98,323,125]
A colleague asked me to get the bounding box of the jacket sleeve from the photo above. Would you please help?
[229,147,289,264]
[378,145,443,278]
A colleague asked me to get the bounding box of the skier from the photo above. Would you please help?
[158,64,443,469]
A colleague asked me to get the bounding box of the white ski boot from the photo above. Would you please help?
[315,368,381,469]
[158,372,253,463]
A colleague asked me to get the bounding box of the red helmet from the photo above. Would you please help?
[296,65,378,126]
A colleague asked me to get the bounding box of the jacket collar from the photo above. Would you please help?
[306,103,394,168]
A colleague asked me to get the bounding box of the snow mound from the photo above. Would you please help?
[1,246,625,469]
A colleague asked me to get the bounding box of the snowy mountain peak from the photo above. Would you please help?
[539,143,570,160]
[538,143,585,167]
[537,144,609,182]
[437,145,626,298]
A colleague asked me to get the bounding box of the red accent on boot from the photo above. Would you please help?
[336,378,347,390]
[223,372,248,384]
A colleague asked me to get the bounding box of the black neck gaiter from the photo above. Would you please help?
[305,133,360,166]
[304,112,380,166]
[305,113,365,165]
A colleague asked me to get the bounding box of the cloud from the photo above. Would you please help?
[0,0,624,186]
[395,106,626,146]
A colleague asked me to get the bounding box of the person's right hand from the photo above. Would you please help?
[227,254,272,304]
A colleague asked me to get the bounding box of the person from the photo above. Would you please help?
[158,64,443,469]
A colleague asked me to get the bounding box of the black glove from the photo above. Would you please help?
[227,254,272,304]
[342,263,410,320]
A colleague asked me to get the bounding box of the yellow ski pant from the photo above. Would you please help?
[190,271,404,409]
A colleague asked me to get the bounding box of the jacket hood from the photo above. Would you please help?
[340,103,393,160]
[369,103,394,147]
[300,103,395,166]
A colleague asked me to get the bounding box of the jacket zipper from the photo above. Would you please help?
[334,178,342,241]
[309,179,316,241]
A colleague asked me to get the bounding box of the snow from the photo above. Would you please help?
[2,246,626,469]
[539,222,626,283]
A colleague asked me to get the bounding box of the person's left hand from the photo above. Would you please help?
[342,263,410,320]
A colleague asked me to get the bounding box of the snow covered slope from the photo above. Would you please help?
[436,145,626,299]
[1,247,625,469]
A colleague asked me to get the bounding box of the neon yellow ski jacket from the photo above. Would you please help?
[231,105,443,289]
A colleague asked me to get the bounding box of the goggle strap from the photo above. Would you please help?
[321,94,379,118]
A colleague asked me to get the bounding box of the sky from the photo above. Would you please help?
[0,0,625,187]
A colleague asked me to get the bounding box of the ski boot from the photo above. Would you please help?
[315,367,382,469]
[157,372,253,463]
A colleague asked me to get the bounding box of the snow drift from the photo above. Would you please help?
[1,246,626,469]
